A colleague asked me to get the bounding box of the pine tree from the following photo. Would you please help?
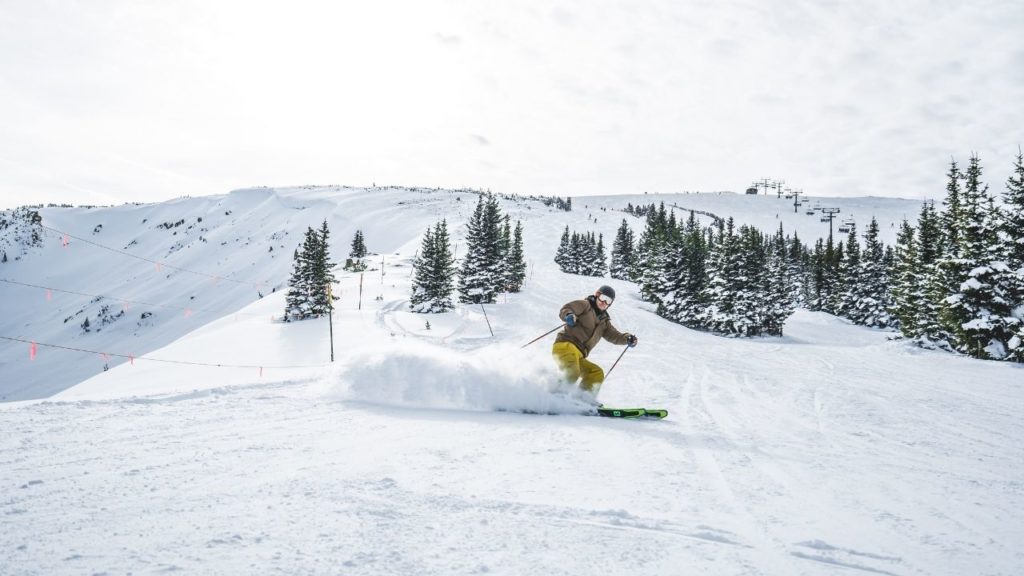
[505,221,527,292]
[703,218,741,334]
[411,220,457,312]
[308,220,337,315]
[1001,150,1024,361]
[285,228,319,320]
[787,231,807,307]
[890,219,921,335]
[809,236,841,314]
[282,222,337,320]
[916,201,947,344]
[851,217,891,327]
[458,193,504,303]
[498,216,512,282]
[948,155,1012,358]
[555,226,571,272]
[764,224,795,336]
[609,219,636,280]
[410,226,436,311]
[346,230,368,271]
[933,160,967,348]
[836,223,861,320]
[593,233,608,277]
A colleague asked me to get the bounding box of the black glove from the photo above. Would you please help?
[564,313,576,327]
[626,334,637,347]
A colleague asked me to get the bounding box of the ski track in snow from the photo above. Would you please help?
[2,187,1023,575]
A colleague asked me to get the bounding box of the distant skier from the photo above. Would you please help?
[553,285,637,397]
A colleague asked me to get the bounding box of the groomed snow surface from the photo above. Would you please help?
[2,188,1022,575]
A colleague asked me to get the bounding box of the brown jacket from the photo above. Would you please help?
[555,296,630,357]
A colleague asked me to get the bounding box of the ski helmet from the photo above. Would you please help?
[597,285,616,302]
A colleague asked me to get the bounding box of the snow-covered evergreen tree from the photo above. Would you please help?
[609,219,636,280]
[554,226,571,271]
[658,211,707,327]
[1001,150,1024,361]
[504,220,527,292]
[763,224,796,336]
[890,218,922,335]
[850,217,891,327]
[346,230,368,271]
[308,220,337,315]
[702,218,741,334]
[593,233,608,277]
[410,220,456,312]
[947,155,1013,358]
[285,225,334,320]
[836,223,861,319]
[916,201,947,345]
[458,193,504,303]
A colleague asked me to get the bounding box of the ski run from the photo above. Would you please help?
[1,186,1022,575]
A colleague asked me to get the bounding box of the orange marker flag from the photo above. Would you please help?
[30,342,37,360]
[46,289,52,301]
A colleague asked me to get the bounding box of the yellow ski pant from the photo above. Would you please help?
[552,341,604,392]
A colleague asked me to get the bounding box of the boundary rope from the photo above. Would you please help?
[1,335,331,370]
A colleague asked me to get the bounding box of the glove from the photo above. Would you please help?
[564,313,576,327]
[626,334,637,347]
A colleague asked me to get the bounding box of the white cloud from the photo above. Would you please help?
[1,0,1022,208]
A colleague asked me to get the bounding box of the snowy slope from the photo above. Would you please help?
[1,186,1021,575]
[3,186,924,401]
[0,186,486,400]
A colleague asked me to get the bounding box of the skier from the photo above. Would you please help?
[553,285,637,397]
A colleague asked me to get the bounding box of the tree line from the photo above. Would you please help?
[607,206,797,336]
[590,151,1024,361]
[411,193,526,312]
[888,153,1024,361]
[554,227,608,277]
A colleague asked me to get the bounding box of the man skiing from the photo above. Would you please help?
[553,285,638,397]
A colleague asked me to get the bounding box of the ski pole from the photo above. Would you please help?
[604,346,630,380]
[520,324,565,349]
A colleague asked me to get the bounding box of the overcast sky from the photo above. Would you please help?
[1,0,1022,209]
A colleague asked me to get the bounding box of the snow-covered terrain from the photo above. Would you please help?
[2,187,1021,575]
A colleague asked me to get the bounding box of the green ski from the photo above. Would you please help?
[596,407,668,420]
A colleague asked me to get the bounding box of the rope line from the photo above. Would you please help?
[38,224,271,288]
[0,278,273,318]
[1,335,331,370]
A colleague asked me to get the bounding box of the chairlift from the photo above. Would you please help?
[838,225,850,233]
[820,217,830,223]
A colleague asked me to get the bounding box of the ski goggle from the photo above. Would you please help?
[597,293,614,305]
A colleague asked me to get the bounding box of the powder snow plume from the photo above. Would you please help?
[327,340,590,415]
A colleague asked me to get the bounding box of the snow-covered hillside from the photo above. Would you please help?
[1,187,1021,575]
[0,187,922,401]
[0,186,490,400]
